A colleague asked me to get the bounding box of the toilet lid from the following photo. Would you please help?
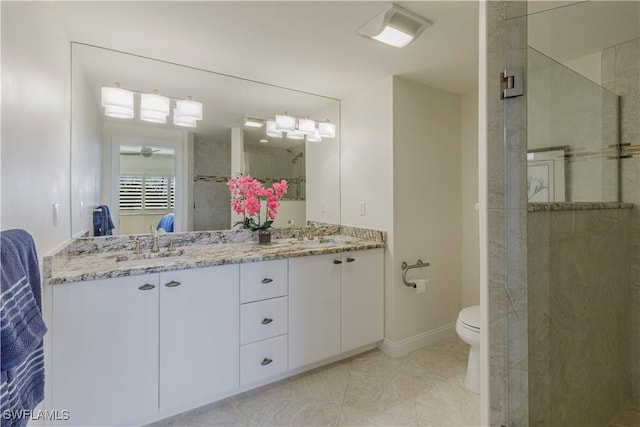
[459,305,480,330]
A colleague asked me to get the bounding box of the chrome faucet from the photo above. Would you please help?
[149,225,160,253]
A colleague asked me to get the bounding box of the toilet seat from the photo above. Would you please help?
[458,305,480,331]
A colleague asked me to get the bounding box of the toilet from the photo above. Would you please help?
[456,305,480,394]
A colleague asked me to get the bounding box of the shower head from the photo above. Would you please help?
[291,152,304,163]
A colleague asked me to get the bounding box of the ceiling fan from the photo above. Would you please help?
[120,146,161,158]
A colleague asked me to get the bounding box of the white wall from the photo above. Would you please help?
[391,77,462,341]
[1,2,71,255]
[461,91,480,308]
[70,60,102,237]
[340,77,395,338]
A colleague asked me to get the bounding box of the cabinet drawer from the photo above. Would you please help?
[241,296,288,345]
[240,334,288,386]
[240,259,288,303]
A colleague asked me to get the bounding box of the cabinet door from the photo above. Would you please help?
[51,274,159,426]
[159,265,239,411]
[341,248,384,352]
[288,254,341,369]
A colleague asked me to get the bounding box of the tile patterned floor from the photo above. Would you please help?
[149,336,480,427]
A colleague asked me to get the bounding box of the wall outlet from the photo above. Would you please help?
[359,201,366,216]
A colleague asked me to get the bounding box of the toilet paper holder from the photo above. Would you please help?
[401,259,430,288]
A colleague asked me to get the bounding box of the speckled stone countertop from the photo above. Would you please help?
[528,202,634,212]
[44,225,386,285]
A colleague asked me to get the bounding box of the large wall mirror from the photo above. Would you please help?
[71,43,340,237]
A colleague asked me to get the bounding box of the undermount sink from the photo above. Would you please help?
[115,250,194,268]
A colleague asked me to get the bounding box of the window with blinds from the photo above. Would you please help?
[119,175,175,212]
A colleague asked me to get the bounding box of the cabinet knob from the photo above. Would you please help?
[261,278,273,284]
[261,318,273,325]
[261,357,273,366]
[138,283,155,291]
[333,260,342,264]
[164,280,182,288]
[346,257,356,263]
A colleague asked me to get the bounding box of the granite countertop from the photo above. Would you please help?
[46,235,386,285]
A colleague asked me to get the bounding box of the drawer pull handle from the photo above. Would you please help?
[346,257,356,263]
[333,260,342,264]
[261,278,273,284]
[261,318,273,325]
[165,280,182,288]
[138,284,155,291]
[261,358,273,366]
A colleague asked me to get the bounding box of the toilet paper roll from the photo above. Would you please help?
[414,279,428,294]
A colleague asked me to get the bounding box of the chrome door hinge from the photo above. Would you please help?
[501,68,523,99]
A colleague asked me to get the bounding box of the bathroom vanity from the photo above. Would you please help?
[43,226,385,426]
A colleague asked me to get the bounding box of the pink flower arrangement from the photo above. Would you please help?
[227,175,288,230]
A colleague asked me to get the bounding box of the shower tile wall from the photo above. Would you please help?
[528,208,632,427]
[193,139,231,231]
[602,38,640,398]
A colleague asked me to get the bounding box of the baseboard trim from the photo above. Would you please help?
[377,323,457,357]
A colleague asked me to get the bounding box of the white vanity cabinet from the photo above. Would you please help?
[239,259,289,386]
[288,253,342,369]
[340,248,384,352]
[51,274,160,426]
[159,265,239,411]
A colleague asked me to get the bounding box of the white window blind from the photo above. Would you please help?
[119,175,175,211]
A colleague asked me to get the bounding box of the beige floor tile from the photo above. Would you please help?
[410,339,468,384]
[343,370,415,416]
[338,404,418,426]
[347,349,412,380]
[414,376,480,427]
[236,395,342,426]
[289,363,350,404]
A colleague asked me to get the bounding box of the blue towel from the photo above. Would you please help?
[1,230,46,427]
[157,213,174,233]
[93,205,114,236]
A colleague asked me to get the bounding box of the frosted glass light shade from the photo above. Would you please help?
[176,99,203,120]
[141,110,167,124]
[141,93,170,116]
[372,26,414,48]
[297,118,316,135]
[104,105,134,119]
[275,113,297,132]
[306,129,322,142]
[173,108,197,127]
[318,121,336,138]
[243,116,264,128]
[266,120,283,138]
[287,130,305,140]
[101,87,133,117]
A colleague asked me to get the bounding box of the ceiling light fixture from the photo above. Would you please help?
[297,117,316,135]
[287,130,305,140]
[175,98,203,121]
[243,116,265,128]
[173,109,198,128]
[306,129,322,143]
[357,3,433,48]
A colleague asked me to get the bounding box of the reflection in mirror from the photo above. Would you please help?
[71,43,340,237]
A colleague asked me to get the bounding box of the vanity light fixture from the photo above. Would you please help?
[318,120,337,138]
[306,129,322,143]
[259,139,269,144]
[173,109,198,128]
[266,120,283,138]
[275,112,297,132]
[175,98,203,120]
[243,116,264,128]
[357,3,433,48]
[297,117,316,135]
[140,91,170,124]
[101,84,134,118]
[287,130,305,140]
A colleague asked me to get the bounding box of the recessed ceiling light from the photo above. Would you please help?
[357,3,433,48]
[244,116,264,128]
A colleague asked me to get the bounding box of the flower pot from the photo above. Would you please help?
[258,229,271,245]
